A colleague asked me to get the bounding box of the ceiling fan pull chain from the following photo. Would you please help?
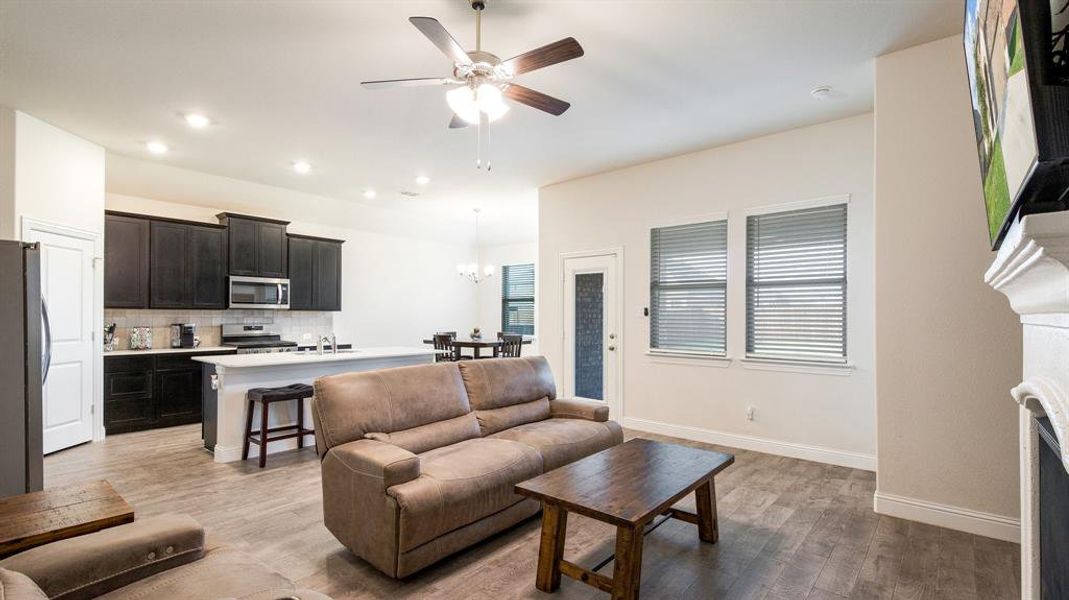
[476,113,483,169]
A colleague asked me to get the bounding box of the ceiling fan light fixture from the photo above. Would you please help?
[446,84,509,124]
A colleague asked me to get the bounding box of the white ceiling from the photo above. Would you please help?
[0,1,962,242]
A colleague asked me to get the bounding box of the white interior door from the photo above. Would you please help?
[562,252,620,416]
[25,228,95,453]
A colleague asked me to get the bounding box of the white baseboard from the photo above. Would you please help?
[873,491,1020,543]
[620,416,877,471]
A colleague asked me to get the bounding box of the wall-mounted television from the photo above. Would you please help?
[964,0,1069,249]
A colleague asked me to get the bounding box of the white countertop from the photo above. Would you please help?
[104,346,236,357]
[191,346,438,369]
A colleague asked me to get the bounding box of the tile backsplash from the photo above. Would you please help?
[104,309,335,350]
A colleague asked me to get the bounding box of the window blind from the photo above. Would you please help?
[501,263,535,335]
[746,203,847,363]
[650,220,728,354]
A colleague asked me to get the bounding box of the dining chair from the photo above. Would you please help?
[499,334,523,358]
[432,333,455,362]
[433,331,472,361]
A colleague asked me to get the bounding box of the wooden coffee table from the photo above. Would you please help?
[515,438,734,600]
[0,480,134,558]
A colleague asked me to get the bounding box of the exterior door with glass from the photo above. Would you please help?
[562,251,620,417]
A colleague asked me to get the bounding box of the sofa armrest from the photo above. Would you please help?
[326,439,420,491]
[0,514,205,600]
[549,397,609,422]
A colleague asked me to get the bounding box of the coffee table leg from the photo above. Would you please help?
[536,503,568,592]
[695,478,718,543]
[612,524,644,600]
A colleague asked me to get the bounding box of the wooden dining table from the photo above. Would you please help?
[422,337,531,360]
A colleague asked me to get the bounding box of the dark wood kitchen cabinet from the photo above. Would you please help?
[217,213,289,278]
[149,220,227,309]
[104,350,235,434]
[287,234,343,311]
[149,221,189,308]
[104,214,150,308]
[188,225,228,308]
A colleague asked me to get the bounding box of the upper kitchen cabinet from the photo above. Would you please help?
[149,221,190,308]
[105,213,150,308]
[188,225,228,308]
[217,213,289,278]
[149,219,228,309]
[287,234,343,311]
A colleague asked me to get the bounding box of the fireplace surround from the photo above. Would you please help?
[985,211,1069,598]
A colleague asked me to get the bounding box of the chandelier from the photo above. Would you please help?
[457,208,494,283]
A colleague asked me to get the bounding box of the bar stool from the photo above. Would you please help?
[242,383,315,468]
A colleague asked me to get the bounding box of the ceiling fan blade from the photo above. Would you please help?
[361,77,460,89]
[503,84,571,116]
[409,17,473,67]
[448,114,471,129]
[500,37,584,76]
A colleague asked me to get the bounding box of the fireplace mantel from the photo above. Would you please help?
[985,211,1069,598]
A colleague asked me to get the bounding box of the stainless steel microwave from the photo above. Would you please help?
[228,276,290,309]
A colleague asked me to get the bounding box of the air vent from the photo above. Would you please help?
[399,190,420,197]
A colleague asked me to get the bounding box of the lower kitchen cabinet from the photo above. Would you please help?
[104,351,234,434]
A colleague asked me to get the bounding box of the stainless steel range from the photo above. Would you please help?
[221,324,298,354]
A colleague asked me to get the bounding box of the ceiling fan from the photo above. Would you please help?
[361,1,583,166]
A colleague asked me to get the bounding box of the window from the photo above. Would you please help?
[501,263,535,335]
[746,203,847,363]
[650,219,728,355]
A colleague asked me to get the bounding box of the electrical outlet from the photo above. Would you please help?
[746,406,755,421]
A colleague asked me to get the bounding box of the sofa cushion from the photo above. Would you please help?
[94,546,305,600]
[457,357,556,410]
[387,438,542,552]
[313,362,471,456]
[490,418,624,471]
[0,515,205,600]
[473,397,550,436]
[0,568,48,600]
[364,412,480,454]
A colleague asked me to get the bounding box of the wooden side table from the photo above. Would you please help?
[0,480,134,558]
[515,439,734,600]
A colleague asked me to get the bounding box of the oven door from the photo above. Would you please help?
[229,276,290,309]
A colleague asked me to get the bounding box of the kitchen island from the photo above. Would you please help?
[193,347,437,463]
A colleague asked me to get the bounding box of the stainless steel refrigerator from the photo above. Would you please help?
[0,240,48,498]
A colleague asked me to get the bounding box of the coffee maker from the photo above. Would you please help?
[170,323,197,348]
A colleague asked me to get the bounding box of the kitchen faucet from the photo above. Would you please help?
[318,333,337,355]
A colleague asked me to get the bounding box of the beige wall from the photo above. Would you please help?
[873,36,1022,534]
[0,109,106,238]
[476,241,539,355]
[13,111,105,236]
[539,114,876,468]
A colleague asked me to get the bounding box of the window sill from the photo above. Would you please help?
[646,350,732,368]
[740,357,854,376]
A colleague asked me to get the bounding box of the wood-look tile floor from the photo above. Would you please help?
[44,425,1019,599]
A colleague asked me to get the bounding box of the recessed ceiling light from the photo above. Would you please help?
[363,188,377,199]
[292,160,311,174]
[184,113,212,129]
[145,141,169,155]
[810,86,833,100]
[415,175,431,186]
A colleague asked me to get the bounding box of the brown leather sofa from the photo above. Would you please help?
[311,356,623,578]
[0,514,331,600]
